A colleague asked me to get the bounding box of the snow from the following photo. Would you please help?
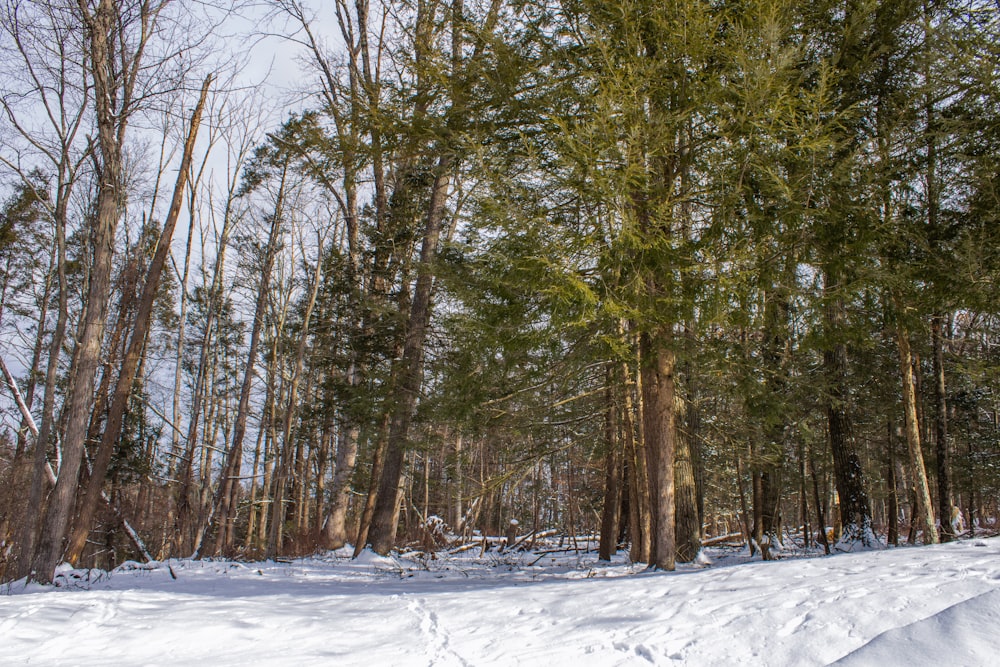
[2,537,1000,666]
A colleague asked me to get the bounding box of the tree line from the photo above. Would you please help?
[0,0,998,583]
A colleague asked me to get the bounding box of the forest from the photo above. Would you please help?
[0,0,998,585]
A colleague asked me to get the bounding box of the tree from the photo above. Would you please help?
[32,0,175,583]
[61,75,212,566]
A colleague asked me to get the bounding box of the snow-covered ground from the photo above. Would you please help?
[2,537,999,666]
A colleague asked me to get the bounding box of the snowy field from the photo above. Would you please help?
[2,537,1000,666]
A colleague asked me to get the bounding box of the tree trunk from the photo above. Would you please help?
[31,0,128,582]
[931,314,953,541]
[324,418,360,549]
[751,452,763,552]
[810,456,830,555]
[640,331,676,571]
[243,377,271,552]
[353,412,391,556]
[367,157,452,554]
[174,220,234,555]
[798,440,810,550]
[759,467,782,559]
[627,357,651,563]
[265,237,323,558]
[313,416,333,537]
[674,422,700,563]
[12,241,55,461]
[207,177,283,557]
[736,455,753,552]
[894,310,938,545]
[886,419,899,546]
[63,77,211,566]
[822,275,873,547]
[11,195,68,581]
[453,432,464,532]
[598,366,621,561]
[254,333,283,551]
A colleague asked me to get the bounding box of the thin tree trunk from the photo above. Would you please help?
[10,209,66,581]
[266,236,324,559]
[886,419,899,546]
[759,278,792,560]
[810,456,830,555]
[255,334,283,550]
[207,176,283,557]
[751,452,763,552]
[798,440,810,549]
[244,389,269,552]
[598,365,621,561]
[922,0,952,541]
[625,357,650,563]
[175,223,233,554]
[894,306,938,545]
[931,315,953,541]
[736,455,753,552]
[12,241,55,460]
[453,433,464,532]
[313,416,333,537]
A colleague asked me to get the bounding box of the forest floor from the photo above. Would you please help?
[2,534,999,666]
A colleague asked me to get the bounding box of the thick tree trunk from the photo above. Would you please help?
[825,389,871,546]
[822,276,873,547]
[640,331,676,571]
[31,0,127,582]
[674,425,700,563]
[759,467,782,559]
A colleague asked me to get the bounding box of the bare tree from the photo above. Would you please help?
[62,75,213,566]
[0,0,92,581]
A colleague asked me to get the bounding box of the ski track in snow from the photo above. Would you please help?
[2,538,999,665]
